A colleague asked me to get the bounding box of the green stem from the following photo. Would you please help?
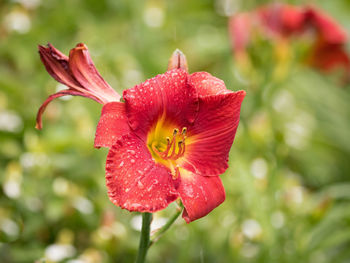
[135,212,152,263]
[149,206,183,247]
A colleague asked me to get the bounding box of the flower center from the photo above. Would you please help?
[151,127,187,161]
[146,114,187,179]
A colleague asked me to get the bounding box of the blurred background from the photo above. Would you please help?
[1,0,350,262]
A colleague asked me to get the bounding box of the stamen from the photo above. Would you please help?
[161,137,175,158]
[167,137,178,159]
[178,140,185,157]
[152,127,187,161]
[173,128,179,136]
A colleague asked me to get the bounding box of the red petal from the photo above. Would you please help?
[123,69,198,138]
[94,102,131,148]
[258,4,305,36]
[38,44,82,90]
[279,5,305,34]
[178,169,225,223]
[306,7,347,44]
[36,89,101,130]
[189,72,229,97]
[180,91,246,176]
[105,133,179,212]
[68,43,121,103]
[309,42,350,72]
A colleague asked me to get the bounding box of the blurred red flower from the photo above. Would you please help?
[229,4,350,78]
[37,44,245,223]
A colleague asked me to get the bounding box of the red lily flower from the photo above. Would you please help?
[229,4,350,76]
[37,45,246,223]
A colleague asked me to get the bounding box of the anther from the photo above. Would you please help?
[173,128,179,136]
[182,127,187,134]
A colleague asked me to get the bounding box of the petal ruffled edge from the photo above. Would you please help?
[178,169,225,223]
[105,133,179,213]
[94,102,131,148]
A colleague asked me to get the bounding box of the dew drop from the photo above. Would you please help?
[137,181,144,189]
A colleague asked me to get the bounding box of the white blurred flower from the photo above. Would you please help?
[143,6,164,28]
[53,177,69,196]
[3,11,31,34]
[97,221,127,241]
[250,158,268,179]
[270,211,285,229]
[45,244,76,262]
[15,0,41,9]
[272,90,295,114]
[73,197,94,214]
[0,110,23,133]
[242,219,262,239]
[3,180,21,199]
[285,122,308,149]
[215,0,239,16]
[112,221,126,238]
[285,111,315,149]
[130,215,142,231]
[20,152,50,169]
[288,186,304,204]
[1,219,19,238]
[56,84,72,101]
[131,215,167,232]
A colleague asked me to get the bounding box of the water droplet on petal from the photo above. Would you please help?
[138,181,144,189]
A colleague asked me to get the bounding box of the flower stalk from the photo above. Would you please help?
[135,213,153,263]
[135,203,183,262]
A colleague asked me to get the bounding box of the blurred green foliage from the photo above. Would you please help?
[1,0,350,262]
